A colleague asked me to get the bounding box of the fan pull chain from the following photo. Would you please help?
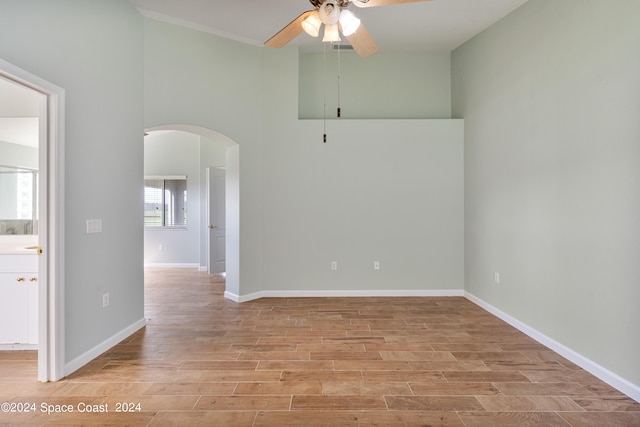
[337,42,341,118]
[323,42,327,143]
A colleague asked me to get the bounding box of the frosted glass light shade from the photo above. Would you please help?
[322,23,341,42]
[339,10,360,36]
[319,1,340,25]
[302,11,321,37]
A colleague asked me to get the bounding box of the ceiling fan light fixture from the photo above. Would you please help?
[302,11,322,37]
[319,1,340,25]
[322,23,341,42]
[339,9,360,36]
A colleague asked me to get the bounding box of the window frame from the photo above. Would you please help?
[144,175,188,230]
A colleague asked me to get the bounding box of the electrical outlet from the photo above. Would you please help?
[102,293,110,308]
[331,261,338,271]
[374,261,380,270]
[494,272,500,284]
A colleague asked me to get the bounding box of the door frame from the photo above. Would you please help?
[0,59,65,382]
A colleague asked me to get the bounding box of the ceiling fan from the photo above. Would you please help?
[264,0,432,58]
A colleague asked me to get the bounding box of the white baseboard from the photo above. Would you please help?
[224,290,242,302]
[144,263,200,269]
[64,318,146,377]
[224,289,465,303]
[198,266,207,272]
[0,343,37,351]
[465,292,640,403]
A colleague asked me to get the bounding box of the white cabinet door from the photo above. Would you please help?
[0,273,30,343]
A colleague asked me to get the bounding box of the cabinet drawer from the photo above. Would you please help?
[0,255,38,272]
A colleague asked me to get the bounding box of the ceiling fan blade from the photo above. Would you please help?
[265,10,315,48]
[344,22,379,58]
[352,0,432,8]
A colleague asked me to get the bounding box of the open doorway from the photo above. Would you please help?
[0,59,65,382]
[0,74,40,353]
[143,125,239,295]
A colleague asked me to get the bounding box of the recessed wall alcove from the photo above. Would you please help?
[298,51,452,120]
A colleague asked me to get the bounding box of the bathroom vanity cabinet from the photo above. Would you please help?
[0,253,38,348]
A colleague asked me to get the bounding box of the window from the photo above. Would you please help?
[16,169,38,221]
[144,176,187,228]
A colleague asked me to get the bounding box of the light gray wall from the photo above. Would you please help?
[0,1,144,363]
[452,0,640,387]
[264,46,463,294]
[262,46,464,295]
[299,51,451,119]
[260,118,464,293]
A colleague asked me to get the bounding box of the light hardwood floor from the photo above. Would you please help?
[1,268,639,426]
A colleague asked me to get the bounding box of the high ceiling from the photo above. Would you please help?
[1,0,531,147]
[128,0,529,53]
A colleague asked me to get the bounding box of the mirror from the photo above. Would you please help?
[1,75,40,236]
[0,165,38,235]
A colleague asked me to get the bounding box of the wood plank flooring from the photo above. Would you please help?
[1,268,639,426]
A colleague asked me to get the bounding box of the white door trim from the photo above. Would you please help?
[0,59,65,382]
[206,167,212,274]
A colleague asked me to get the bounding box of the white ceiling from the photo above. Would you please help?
[128,0,529,53]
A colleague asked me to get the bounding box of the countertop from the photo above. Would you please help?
[0,237,39,255]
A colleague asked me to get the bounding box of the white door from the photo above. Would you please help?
[207,167,226,274]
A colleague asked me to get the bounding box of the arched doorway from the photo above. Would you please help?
[143,124,239,297]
